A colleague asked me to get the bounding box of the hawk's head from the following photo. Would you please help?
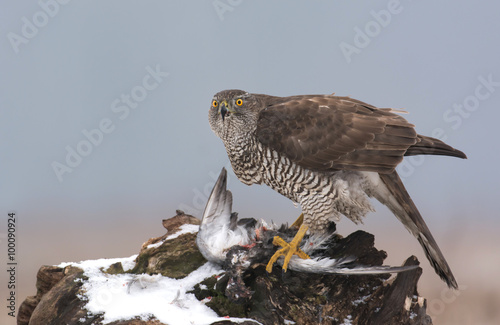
[208,89,262,140]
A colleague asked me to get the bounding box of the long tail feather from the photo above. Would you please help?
[405,134,467,159]
[375,171,458,289]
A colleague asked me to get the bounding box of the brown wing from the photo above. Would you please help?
[255,95,418,173]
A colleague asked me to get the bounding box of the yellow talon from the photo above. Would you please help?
[266,224,310,273]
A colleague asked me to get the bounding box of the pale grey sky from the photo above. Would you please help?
[1,1,499,323]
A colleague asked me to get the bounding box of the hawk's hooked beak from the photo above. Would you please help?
[220,100,235,121]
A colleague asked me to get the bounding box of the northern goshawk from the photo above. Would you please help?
[208,89,466,289]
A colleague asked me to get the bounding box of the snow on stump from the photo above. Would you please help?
[18,212,433,325]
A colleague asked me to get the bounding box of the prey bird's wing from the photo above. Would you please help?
[197,168,256,263]
[256,95,465,174]
[197,167,233,263]
[287,256,419,275]
[200,167,232,228]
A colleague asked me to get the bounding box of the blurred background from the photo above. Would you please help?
[1,1,499,324]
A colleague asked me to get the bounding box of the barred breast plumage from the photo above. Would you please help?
[226,136,374,231]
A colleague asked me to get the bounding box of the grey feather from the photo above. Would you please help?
[197,167,254,263]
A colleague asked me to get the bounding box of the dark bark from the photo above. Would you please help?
[18,213,432,325]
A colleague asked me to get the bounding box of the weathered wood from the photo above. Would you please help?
[18,213,433,325]
[192,230,431,324]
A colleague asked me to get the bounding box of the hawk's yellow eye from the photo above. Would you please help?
[212,100,218,108]
[236,99,243,106]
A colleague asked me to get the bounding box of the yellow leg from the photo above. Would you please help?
[265,224,310,273]
[290,213,304,228]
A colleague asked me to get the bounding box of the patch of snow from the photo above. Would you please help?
[410,311,417,320]
[351,294,371,306]
[284,320,296,324]
[341,314,353,325]
[146,224,200,249]
[166,224,200,240]
[146,241,165,249]
[59,255,137,271]
[59,255,260,325]
[122,255,138,271]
